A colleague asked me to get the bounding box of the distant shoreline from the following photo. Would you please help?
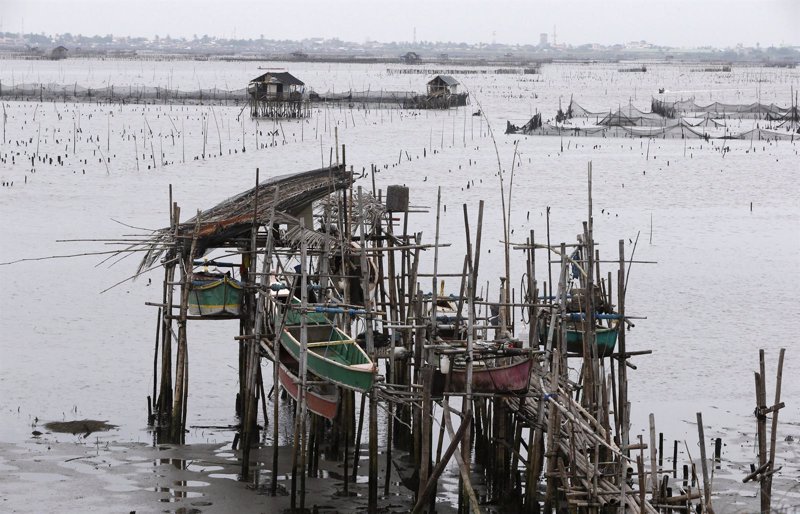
[0,51,796,68]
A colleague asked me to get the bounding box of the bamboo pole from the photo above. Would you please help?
[543,243,569,511]
[417,366,434,510]
[351,391,366,481]
[299,229,309,512]
[411,403,471,514]
[384,209,398,496]
[157,199,178,428]
[241,171,263,479]
[357,187,379,513]
[757,349,768,514]
[171,210,200,442]
[649,414,659,502]
[431,186,442,341]
[150,307,161,425]
[765,348,786,509]
[696,412,715,514]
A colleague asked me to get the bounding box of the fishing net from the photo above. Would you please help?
[508,97,799,139]
[0,81,248,104]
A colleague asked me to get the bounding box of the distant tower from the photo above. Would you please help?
[553,25,557,47]
[492,30,497,45]
[539,33,548,47]
[413,27,417,44]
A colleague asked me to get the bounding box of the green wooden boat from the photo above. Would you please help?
[565,323,618,357]
[279,304,376,392]
[539,318,619,357]
[189,272,243,316]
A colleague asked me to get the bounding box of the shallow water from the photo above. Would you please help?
[1,59,799,510]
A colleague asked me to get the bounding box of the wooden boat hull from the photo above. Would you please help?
[277,357,339,420]
[539,318,619,357]
[279,323,375,392]
[188,275,242,315]
[446,356,533,394]
[566,326,618,357]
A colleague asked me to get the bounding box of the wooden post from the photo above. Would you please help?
[616,238,629,512]
[756,349,768,514]
[649,413,659,503]
[384,212,399,496]
[636,452,646,512]
[351,392,366,481]
[157,199,178,430]
[460,200,483,505]
[343,392,351,495]
[696,412,715,514]
[417,366,434,509]
[765,348,786,510]
[543,242,569,512]
[241,171,261,479]
[170,211,200,443]
[431,187,442,341]
[357,187,379,513]
[150,307,161,425]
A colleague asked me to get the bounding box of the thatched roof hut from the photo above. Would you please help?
[50,46,68,60]
[247,71,305,98]
[427,75,459,96]
[135,164,353,274]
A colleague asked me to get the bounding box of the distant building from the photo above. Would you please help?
[403,51,420,64]
[427,75,459,96]
[50,45,68,60]
[539,33,548,47]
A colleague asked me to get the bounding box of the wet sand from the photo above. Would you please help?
[0,435,461,513]
[1,424,797,513]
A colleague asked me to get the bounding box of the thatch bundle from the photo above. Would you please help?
[134,165,354,274]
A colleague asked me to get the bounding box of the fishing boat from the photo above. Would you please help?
[277,351,340,420]
[539,317,619,357]
[277,299,376,392]
[565,323,618,357]
[188,271,243,316]
[445,354,533,394]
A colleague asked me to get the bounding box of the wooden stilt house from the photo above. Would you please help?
[248,71,310,118]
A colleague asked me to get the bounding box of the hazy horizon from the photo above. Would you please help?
[3,0,799,49]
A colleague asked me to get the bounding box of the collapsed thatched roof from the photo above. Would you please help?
[135,164,353,274]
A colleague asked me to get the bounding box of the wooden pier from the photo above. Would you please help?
[111,155,787,513]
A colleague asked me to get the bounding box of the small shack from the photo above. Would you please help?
[403,74,468,109]
[247,71,309,118]
[50,46,68,60]
[248,71,305,100]
[426,75,459,96]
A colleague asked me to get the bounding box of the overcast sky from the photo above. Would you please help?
[3,0,798,48]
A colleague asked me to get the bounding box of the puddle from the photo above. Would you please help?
[173,480,210,487]
[208,473,239,481]
[187,464,224,473]
[158,490,204,502]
